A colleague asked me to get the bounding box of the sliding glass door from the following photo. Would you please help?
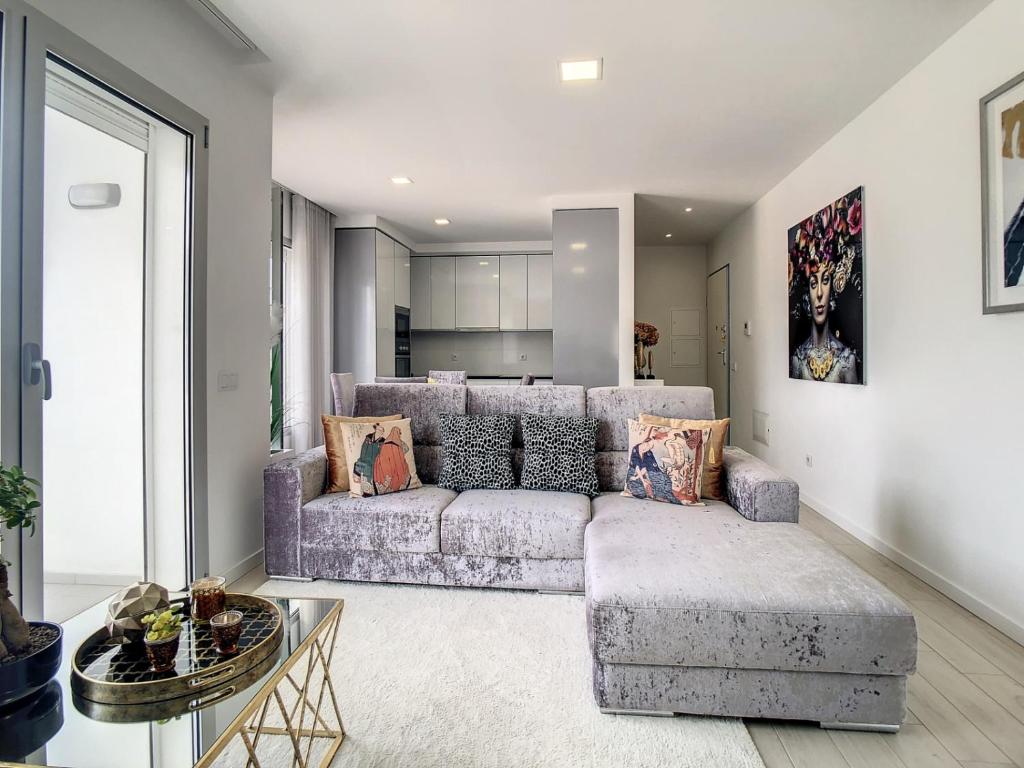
[0,1,209,622]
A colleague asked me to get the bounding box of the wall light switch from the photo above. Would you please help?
[743,321,752,337]
[730,361,738,372]
[217,370,239,392]
[752,410,770,446]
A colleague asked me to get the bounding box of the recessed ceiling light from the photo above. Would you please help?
[492,273,500,279]
[665,233,673,238]
[479,260,490,266]
[570,242,588,251]
[559,58,602,82]
[434,218,450,226]
[571,266,586,275]
[684,207,693,213]
[390,176,413,185]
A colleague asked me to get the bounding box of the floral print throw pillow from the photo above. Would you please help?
[622,419,710,505]
[339,417,422,498]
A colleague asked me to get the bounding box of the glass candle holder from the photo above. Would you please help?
[190,576,226,622]
[210,610,243,655]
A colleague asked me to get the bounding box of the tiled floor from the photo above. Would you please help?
[232,504,1024,768]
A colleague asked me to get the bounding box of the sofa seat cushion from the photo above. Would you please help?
[301,485,457,554]
[585,493,917,676]
[441,489,591,559]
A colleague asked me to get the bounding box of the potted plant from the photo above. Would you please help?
[141,605,183,673]
[0,463,63,707]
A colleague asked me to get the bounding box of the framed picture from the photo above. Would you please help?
[787,187,865,385]
[981,70,1024,313]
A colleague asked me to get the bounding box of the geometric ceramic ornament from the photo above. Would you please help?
[105,581,170,643]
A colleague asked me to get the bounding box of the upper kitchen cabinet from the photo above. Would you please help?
[395,242,411,309]
[456,256,500,328]
[430,256,456,330]
[499,254,528,330]
[527,253,552,329]
[410,257,431,329]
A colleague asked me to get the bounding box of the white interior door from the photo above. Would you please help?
[707,265,730,419]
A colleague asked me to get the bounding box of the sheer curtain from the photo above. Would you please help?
[283,195,334,452]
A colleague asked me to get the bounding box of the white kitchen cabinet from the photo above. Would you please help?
[499,254,528,330]
[456,256,500,328]
[375,231,395,376]
[395,242,411,309]
[410,257,431,329]
[527,253,553,329]
[430,256,456,329]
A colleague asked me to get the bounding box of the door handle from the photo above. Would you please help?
[22,342,53,400]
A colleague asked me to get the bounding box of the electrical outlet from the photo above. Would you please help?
[805,454,813,468]
[519,353,528,361]
[450,353,459,362]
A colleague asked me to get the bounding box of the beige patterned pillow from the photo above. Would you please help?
[321,414,401,493]
[622,419,709,505]
[338,418,422,498]
[638,414,730,500]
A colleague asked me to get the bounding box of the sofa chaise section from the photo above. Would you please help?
[585,494,917,729]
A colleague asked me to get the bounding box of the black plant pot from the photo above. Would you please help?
[0,621,63,707]
[0,679,63,761]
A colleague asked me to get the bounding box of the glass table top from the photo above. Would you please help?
[0,594,338,768]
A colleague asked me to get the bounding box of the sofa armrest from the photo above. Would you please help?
[722,446,800,523]
[263,446,328,576]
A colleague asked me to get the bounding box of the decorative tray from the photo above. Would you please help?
[70,593,283,706]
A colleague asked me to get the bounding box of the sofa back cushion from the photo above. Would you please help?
[354,383,467,484]
[466,385,586,447]
[586,386,716,491]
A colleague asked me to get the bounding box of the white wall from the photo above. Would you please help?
[29,0,274,581]
[634,246,708,386]
[709,0,1024,641]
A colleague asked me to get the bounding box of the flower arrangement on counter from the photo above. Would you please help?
[633,321,660,379]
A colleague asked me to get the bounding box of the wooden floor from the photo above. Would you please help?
[749,504,1024,768]
[234,504,1024,768]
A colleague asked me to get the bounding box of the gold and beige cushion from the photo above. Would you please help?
[338,417,422,498]
[622,419,710,505]
[639,413,730,500]
[321,414,401,493]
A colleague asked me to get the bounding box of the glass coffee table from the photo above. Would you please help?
[0,594,344,768]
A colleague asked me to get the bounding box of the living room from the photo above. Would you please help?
[1,1,1022,767]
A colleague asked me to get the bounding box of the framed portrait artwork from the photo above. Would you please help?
[787,187,865,385]
[981,70,1024,313]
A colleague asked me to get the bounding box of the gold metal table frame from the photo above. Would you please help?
[196,598,345,768]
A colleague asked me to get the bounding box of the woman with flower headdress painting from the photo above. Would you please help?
[788,190,862,384]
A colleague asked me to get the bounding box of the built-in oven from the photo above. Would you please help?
[395,307,411,376]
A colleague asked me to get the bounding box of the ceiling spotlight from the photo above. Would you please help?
[684,207,693,213]
[665,233,673,238]
[390,176,413,185]
[559,58,603,82]
[434,218,450,226]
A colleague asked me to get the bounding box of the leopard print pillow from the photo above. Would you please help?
[437,413,516,492]
[520,413,600,497]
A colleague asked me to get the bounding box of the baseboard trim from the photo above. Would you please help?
[801,492,1024,646]
[220,549,265,586]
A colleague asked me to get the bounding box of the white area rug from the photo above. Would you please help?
[254,579,765,768]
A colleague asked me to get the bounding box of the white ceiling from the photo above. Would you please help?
[214,0,990,246]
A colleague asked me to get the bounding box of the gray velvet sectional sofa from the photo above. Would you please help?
[264,383,917,731]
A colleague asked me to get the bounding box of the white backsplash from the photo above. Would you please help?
[411,331,553,378]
